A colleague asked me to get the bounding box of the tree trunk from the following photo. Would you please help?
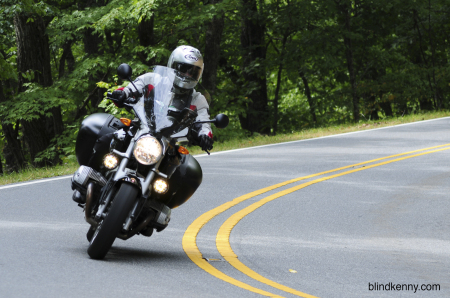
[412,9,436,111]
[14,13,58,166]
[0,80,26,172]
[84,28,102,56]
[84,27,105,109]
[14,14,53,90]
[272,34,288,135]
[138,15,155,65]
[299,72,317,123]
[239,0,269,134]
[202,1,225,98]
[79,0,105,109]
[379,97,393,117]
[59,41,75,79]
[343,10,359,122]
[2,123,26,172]
[367,94,379,120]
[49,106,64,137]
[273,62,283,135]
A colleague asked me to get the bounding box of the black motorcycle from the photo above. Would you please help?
[71,64,228,259]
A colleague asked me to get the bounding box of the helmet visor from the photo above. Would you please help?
[171,62,202,81]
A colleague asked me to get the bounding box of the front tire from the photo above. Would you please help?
[87,183,139,259]
[86,226,95,242]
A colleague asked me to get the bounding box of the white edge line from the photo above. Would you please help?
[0,175,72,190]
[195,116,450,157]
[1,116,448,190]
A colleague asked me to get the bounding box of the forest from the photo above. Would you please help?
[1,0,449,173]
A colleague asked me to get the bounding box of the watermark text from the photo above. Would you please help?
[368,282,440,293]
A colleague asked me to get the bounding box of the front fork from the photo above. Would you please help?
[112,137,169,196]
[94,137,169,231]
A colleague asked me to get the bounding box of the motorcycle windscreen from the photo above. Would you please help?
[148,66,177,132]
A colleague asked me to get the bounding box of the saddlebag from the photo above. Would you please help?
[75,113,126,171]
[156,154,203,209]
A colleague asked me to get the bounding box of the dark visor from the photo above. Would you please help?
[171,62,201,81]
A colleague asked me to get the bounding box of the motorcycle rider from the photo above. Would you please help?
[110,45,214,152]
[72,45,213,204]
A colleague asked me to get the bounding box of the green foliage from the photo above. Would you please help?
[97,79,134,118]
[34,125,79,164]
[0,80,77,123]
[2,0,450,171]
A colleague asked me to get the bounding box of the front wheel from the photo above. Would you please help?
[86,226,95,242]
[87,183,139,259]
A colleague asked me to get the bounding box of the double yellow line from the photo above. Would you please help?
[182,144,450,297]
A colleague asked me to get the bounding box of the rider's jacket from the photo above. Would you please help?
[123,72,212,138]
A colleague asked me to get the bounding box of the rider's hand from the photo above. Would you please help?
[125,96,138,105]
[110,90,127,107]
[199,134,213,151]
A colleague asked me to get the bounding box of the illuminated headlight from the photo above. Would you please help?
[103,153,119,169]
[153,178,169,194]
[133,135,163,165]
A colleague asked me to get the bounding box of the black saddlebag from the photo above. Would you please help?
[75,113,126,171]
[156,154,203,209]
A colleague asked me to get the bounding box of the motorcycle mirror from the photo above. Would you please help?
[213,114,229,129]
[117,63,133,80]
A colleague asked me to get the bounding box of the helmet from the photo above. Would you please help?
[167,45,204,89]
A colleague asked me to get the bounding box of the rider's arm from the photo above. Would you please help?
[123,73,156,97]
[191,91,212,138]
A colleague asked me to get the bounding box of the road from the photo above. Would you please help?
[0,117,449,297]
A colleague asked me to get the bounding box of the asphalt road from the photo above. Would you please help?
[1,117,449,298]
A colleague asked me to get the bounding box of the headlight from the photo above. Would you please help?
[133,135,163,165]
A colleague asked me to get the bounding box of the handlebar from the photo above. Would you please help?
[106,93,137,106]
[107,92,211,155]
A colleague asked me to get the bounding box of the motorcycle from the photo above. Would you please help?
[71,64,229,259]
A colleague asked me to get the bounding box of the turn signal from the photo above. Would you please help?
[178,146,189,155]
[120,118,132,127]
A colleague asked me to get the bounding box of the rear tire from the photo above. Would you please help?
[87,183,139,259]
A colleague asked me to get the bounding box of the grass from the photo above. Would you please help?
[1,110,449,186]
[0,160,79,186]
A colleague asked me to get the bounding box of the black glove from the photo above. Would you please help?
[110,90,127,107]
[199,134,213,151]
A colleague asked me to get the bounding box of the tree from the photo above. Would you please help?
[202,0,225,98]
[0,79,26,172]
[14,12,59,166]
[3,0,450,172]
[238,0,269,134]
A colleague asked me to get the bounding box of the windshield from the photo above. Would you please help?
[148,66,176,132]
[132,66,198,137]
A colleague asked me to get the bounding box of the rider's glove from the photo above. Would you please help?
[199,134,213,151]
[110,90,127,107]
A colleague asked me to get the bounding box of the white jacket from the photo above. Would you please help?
[123,72,212,137]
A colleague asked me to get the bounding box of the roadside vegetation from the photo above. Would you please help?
[1,111,448,186]
[2,1,450,184]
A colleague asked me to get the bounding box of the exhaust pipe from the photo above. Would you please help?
[85,182,98,227]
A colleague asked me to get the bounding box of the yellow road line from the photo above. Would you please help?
[183,210,284,297]
[216,146,450,297]
[182,144,450,297]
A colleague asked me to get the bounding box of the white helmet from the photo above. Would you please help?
[167,45,204,89]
